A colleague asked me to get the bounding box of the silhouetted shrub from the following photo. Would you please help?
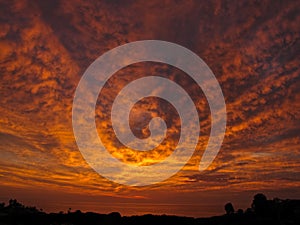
[252,193,268,216]
[224,202,235,215]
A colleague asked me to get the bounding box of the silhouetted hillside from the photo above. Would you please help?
[0,194,299,225]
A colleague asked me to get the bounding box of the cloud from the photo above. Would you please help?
[0,0,299,215]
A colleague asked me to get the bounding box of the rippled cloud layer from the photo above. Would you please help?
[0,0,299,216]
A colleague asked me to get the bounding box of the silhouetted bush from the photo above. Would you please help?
[252,193,268,216]
[0,194,299,225]
[224,202,234,215]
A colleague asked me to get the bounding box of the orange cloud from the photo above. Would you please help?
[0,0,299,217]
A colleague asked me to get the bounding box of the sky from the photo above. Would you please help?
[0,0,299,217]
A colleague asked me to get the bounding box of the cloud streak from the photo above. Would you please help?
[0,0,299,216]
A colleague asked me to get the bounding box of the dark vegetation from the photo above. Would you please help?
[0,193,299,225]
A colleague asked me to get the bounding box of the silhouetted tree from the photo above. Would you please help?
[224,202,235,215]
[237,209,244,215]
[252,193,268,216]
[0,196,299,225]
[75,209,82,214]
[8,199,23,208]
[245,208,253,215]
[107,212,122,224]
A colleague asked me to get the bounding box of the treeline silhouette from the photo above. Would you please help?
[0,193,299,225]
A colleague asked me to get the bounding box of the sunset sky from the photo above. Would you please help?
[0,0,299,217]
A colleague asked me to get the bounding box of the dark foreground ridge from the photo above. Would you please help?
[0,193,299,225]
